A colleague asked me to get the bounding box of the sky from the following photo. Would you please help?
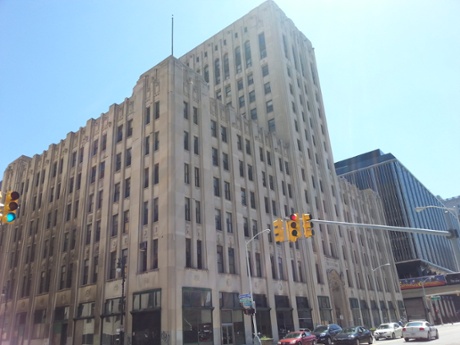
[1,0,459,199]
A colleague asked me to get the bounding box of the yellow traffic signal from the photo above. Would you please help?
[2,191,20,224]
[302,213,314,238]
[287,213,300,242]
[273,218,286,243]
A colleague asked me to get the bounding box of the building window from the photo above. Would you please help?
[213,177,220,197]
[224,181,231,200]
[226,212,233,233]
[237,79,243,90]
[184,163,190,184]
[215,209,222,230]
[183,101,189,119]
[126,148,132,167]
[228,247,236,274]
[185,198,191,221]
[184,131,189,150]
[124,178,131,198]
[214,58,221,84]
[212,148,219,166]
[222,152,229,170]
[195,200,201,224]
[264,82,271,94]
[154,101,160,119]
[115,153,122,171]
[217,246,224,273]
[117,125,123,142]
[258,32,267,59]
[194,167,200,187]
[262,64,269,77]
[235,46,242,73]
[211,120,217,137]
[247,73,253,85]
[127,119,133,137]
[154,163,159,184]
[221,126,227,142]
[244,41,252,67]
[266,100,274,113]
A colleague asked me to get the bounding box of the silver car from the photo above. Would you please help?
[374,323,403,340]
[402,320,439,342]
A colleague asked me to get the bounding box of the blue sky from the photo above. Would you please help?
[1,0,459,199]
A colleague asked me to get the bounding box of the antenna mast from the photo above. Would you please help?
[171,15,174,56]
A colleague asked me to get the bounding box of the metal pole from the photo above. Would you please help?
[421,277,431,323]
[245,228,270,345]
[0,286,6,345]
[118,258,126,345]
[310,219,460,270]
[371,263,389,325]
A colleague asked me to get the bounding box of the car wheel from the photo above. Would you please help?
[391,332,395,339]
[355,339,360,345]
[311,340,317,345]
[404,338,409,342]
[435,330,439,339]
[325,337,332,345]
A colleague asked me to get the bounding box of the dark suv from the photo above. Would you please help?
[312,324,342,345]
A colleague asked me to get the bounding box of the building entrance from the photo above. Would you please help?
[221,323,234,344]
[132,311,161,345]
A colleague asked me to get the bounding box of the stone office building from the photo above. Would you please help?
[0,2,403,345]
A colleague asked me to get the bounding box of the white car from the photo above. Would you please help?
[374,323,403,340]
[402,320,439,342]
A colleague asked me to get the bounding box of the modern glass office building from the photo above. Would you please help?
[336,149,460,273]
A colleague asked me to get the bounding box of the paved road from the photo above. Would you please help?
[360,322,460,345]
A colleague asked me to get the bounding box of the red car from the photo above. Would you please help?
[278,330,317,345]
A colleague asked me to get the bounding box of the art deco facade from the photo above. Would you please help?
[0,2,403,345]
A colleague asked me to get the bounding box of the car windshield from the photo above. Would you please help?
[341,327,358,334]
[378,324,390,329]
[406,322,424,327]
[285,332,300,338]
[314,326,328,332]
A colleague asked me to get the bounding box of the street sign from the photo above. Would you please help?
[239,293,252,308]
[431,295,441,301]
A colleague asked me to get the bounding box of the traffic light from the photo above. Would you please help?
[1,191,20,224]
[287,213,300,242]
[302,213,314,238]
[448,229,459,239]
[273,218,286,243]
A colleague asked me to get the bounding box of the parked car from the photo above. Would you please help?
[277,330,317,345]
[402,320,439,341]
[334,326,373,345]
[374,322,403,340]
[312,324,342,345]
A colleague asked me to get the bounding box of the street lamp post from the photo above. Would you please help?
[245,228,270,345]
[0,286,7,345]
[421,276,431,323]
[372,263,390,325]
[415,205,460,271]
[117,257,126,345]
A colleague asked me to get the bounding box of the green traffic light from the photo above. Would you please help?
[5,213,16,223]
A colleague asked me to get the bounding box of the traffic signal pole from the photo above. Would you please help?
[310,219,460,271]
